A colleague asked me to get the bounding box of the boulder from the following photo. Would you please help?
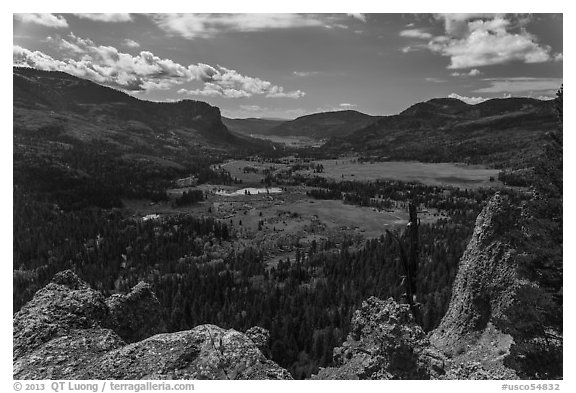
[106,281,167,343]
[245,326,271,358]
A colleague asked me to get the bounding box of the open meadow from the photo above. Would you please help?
[298,159,502,188]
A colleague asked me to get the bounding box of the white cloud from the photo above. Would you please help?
[73,14,133,23]
[123,39,140,48]
[448,93,489,105]
[473,78,562,94]
[152,14,325,39]
[347,13,367,23]
[451,68,482,77]
[14,34,305,99]
[428,15,556,69]
[178,73,305,99]
[425,77,447,83]
[14,13,68,28]
[399,29,432,40]
[339,103,357,109]
[293,71,318,77]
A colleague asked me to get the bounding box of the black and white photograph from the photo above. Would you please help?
[8,4,568,390]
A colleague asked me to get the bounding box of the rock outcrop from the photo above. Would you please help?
[13,270,116,361]
[13,270,292,380]
[106,282,167,343]
[430,193,522,350]
[245,326,271,358]
[82,325,290,380]
[428,192,561,379]
[314,297,445,380]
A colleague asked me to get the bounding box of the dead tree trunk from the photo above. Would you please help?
[407,203,419,306]
[387,202,420,318]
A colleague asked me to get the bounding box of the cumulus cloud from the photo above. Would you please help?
[123,39,140,48]
[451,68,482,77]
[178,67,305,99]
[399,29,432,40]
[347,13,367,23]
[152,13,325,39]
[428,15,556,69]
[14,13,68,28]
[473,77,562,94]
[448,93,489,104]
[73,13,133,22]
[14,34,305,99]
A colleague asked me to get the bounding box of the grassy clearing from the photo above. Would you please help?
[300,159,501,189]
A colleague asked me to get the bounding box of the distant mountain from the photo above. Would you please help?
[322,97,558,167]
[265,110,382,138]
[13,67,253,150]
[222,117,287,136]
[13,67,270,208]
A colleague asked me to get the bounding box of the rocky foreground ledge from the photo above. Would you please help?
[13,270,292,380]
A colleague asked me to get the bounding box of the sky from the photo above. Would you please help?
[13,13,563,119]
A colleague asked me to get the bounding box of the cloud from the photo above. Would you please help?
[448,93,489,104]
[339,103,357,109]
[473,77,562,94]
[425,77,447,83]
[14,34,305,99]
[178,70,306,99]
[14,13,68,28]
[427,14,557,69]
[152,14,325,39]
[73,13,133,22]
[293,71,319,77]
[123,39,140,48]
[451,68,482,77]
[347,13,367,23]
[399,29,432,40]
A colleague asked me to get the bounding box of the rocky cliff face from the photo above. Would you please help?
[13,271,291,380]
[430,193,522,349]
[314,297,445,380]
[429,192,561,379]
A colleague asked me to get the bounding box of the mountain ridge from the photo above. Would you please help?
[263,109,382,138]
[322,96,556,167]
